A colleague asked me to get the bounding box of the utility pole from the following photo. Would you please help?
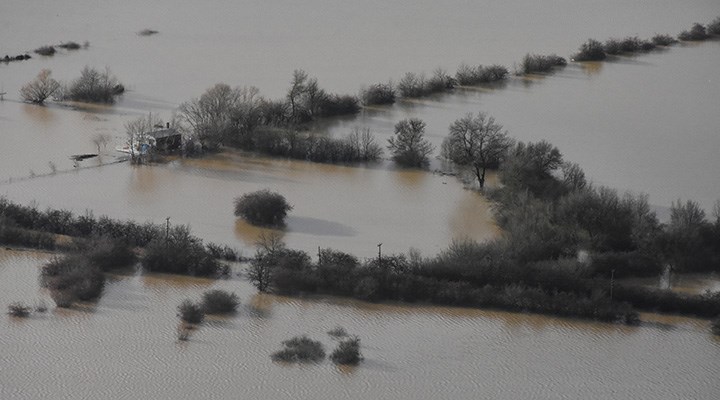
[610,269,615,302]
[377,243,382,264]
[318,246,321,264]
[165,217,170,252]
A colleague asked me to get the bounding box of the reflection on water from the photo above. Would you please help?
[234,219,285,247]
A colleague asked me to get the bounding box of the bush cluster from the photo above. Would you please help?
[678,23,709,41]
[455,64,508,85]
[142,225,224,276]
[271,336,326,363]
[602,37,656,55]
[651,34,678,46]
[360,83,396,105]
[64,66,125,103]
[34,46,56,56]
[201,289,240,314]
[178,299,205,324]
[521,54,567,74]
[330,336,363,365]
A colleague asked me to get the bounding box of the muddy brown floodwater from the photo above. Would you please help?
[2,1,720,399]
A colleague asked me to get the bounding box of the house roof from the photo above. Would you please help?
[147,128,180,139]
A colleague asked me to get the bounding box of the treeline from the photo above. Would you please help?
[245,234,638,324]
[0,196,236,275]
[574,17,720,61]
[241,128,720,322]
[176,76,382,162]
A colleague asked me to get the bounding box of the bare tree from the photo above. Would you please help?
[124,113,160,163]
[442,112,512,188]
[387,118,434,167]
[178,84,261,150]
[20,69,60,104]
[347,127,383,162]
[92,133,112,153]
[247,233,285,292]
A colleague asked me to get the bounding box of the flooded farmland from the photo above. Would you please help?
[2,1,720,399]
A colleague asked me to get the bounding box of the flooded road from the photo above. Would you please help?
[1,249,719,400]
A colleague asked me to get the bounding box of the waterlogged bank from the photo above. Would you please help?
[1,249,719,399]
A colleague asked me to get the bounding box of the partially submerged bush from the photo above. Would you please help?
[327,326,348,338]
[40,256,105,307]
[708,17,720,36]
[8,302,32,317]
[271,335,326,363]
[455,64,508,85]
[34,46,56,56]
[678,23,709,41]
[573,39,606,61]
[178,299,205,324]
[234,190,292,227]
[138,29,159,36]
[521,54,566,74]
[712,317,720,335]
[201,289,240,314]
[652,34,678,46]
[142,225,223,276]
[360,83,396,105]
[330,336,363,365]
[65,66,124,103]
[57,42,81,50]
[20,69,61,104]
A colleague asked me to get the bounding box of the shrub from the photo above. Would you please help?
[201,289,240,314]
[573,39,606,61]
[603,39,622,55]
[360,83,396,105]
[40,256,106,306]
[318,94,360,117]
[712,317,720,335]
[327,326,348,338]
[678,23,708,41]
[397,72,429,98]
[455,64,508,85]
[142,225,222,276]
[138,29,159,36]
[205,243,239,261]
[521,54,567,74]
[271,335,326,363]
[65,66,124,103]
[652,34,678,46]
[177,299,205,324]
[20,69,61,104]
[34,46,56,56]
[330,336,363,365]
[234,190,292,227]
[57,42,81,50]
[708,17,720,35]
[8,302,32,317]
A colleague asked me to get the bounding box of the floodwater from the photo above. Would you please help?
[2,1,720,399]
[1,249,719,400]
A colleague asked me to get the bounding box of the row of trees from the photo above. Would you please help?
[20,67,125,104]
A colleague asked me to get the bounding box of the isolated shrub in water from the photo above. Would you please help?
[271,335,326,363]
[34,46,56,56]
[201,289,240,314]
[20,69,61,104]
[40,256,105,306]
[330,336,363,365]
[178,299,205,324]
[8,302,32,317]
[387,118,434,168]
[234,190,292,227]
[521,54,566,74]
[57,42,81,50]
